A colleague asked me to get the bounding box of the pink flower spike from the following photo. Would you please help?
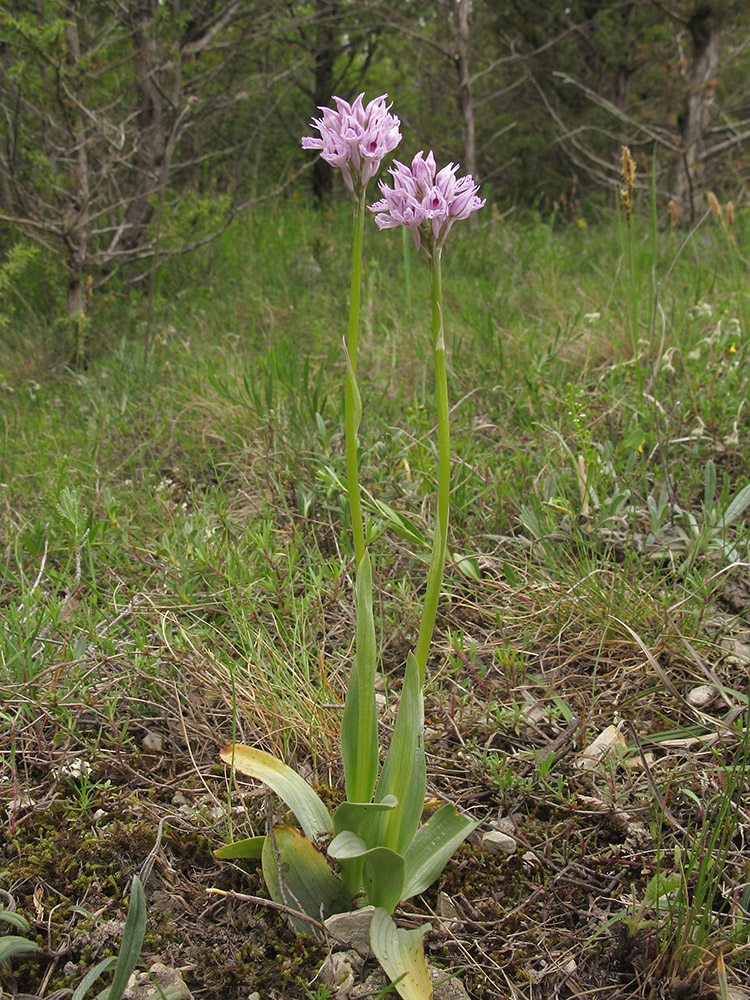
[301,93,401,193]
[369,150,485,251]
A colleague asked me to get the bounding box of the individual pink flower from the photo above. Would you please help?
[301,93,402,193]
[370,151,485,250]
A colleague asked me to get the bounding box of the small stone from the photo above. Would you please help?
[576,724,627,770]
[522,702,547,725]
[431,965,471,1000]
[622,751,655,771]
[375,692,387,712]
[247,993,261,1000]
[142,731,163,752]
[351,968,387,999]
[686,684,718,708]
[123,963,192,999]
[491,815,515,835]
[325,906,375,957]
[171,791,188,806]
[721,635,750,667]
[482,830,517,855]
[319,950,363,995]
[436,892,459,920]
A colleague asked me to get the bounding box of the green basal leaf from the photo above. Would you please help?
[103,875,147,1000]
[214,836,265,860]
[370,498,428,548]
[401,804,480,901]
[261,825,349,939]
[722,482,750,528]
[340,551,379,804]
[376,652,425,855]
[328,833,405,912]
[331,799,396,900]
[0,935,41,962]
[74,957,117,1000]
[453,553,481,581]
[369,907,433,1000]
[328,829,368,858]
[219,744,332,842]
[362,848,404,913]
[704,459,717,509]
[0,909,32,933]
[333,796,397,846]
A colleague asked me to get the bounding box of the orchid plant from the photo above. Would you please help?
[217,94,485,1000]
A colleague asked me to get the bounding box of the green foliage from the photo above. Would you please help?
[0,879,148,1000]
[0,242,40,330]
[339,553,379,804]
[2,193,750,995]
[0,902,41,962]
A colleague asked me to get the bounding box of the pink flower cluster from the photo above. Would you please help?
[370,151,485,250]
[301,93,402,193]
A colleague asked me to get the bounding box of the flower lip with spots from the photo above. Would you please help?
[301,93,402,193]
[370,150,485,250]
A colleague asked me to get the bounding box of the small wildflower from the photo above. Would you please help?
[55,759,92,781]
[301,93,401,193]
[370,150,485,251]
[583,312,601,324]
[667,199,678,230]
[659,348,676,375]
[726,423,740,448]
[707,190,723,221]
[689,300,713,321]
[620,146,636,226]
[728,344,737,354]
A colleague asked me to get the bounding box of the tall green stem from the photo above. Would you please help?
[618,191,643,407]
[414,246,450,685]
[626,222,643,405]
[346,188,367,567]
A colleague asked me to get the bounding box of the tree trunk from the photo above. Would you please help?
[673,2,721,223]
[64,13,90,317]
[120,0,167,253]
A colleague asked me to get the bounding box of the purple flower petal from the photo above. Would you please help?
[368,151,484,249]
[301,93,401,192]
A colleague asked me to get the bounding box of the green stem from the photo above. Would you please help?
[626,222,643,405]
[414,245,450,685]
[402,226,412,322]
[346,187,367,567]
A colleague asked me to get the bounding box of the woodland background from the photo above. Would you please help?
[1,0,749,333]
[3,6,750,998]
